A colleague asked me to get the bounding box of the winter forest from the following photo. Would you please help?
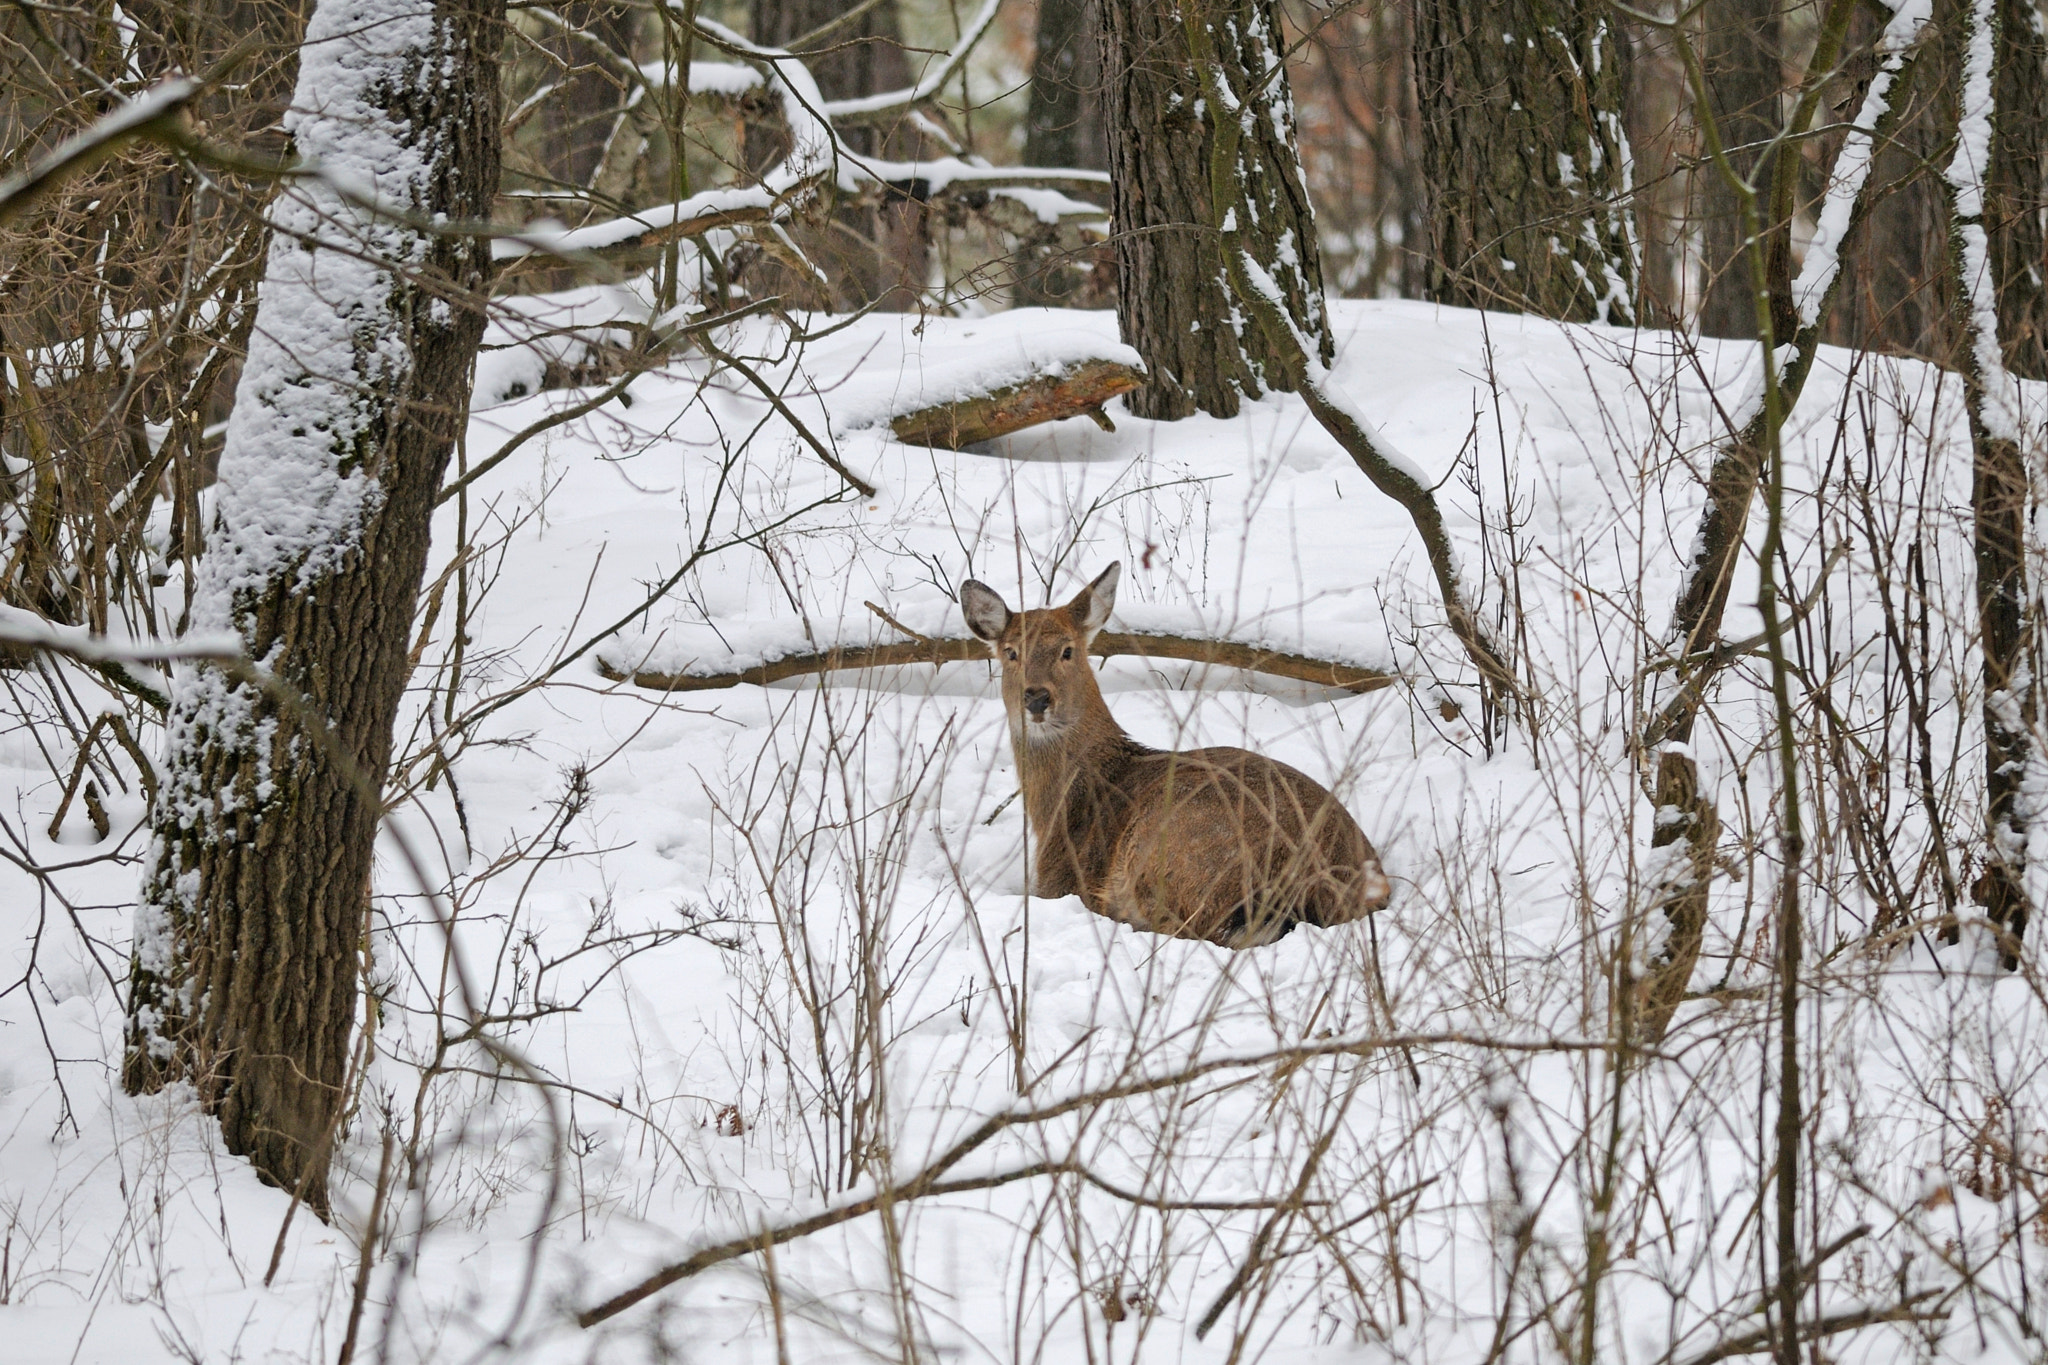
[10,0,2048,1360]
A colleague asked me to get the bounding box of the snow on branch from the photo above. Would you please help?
[0,607,237,665]
[1943,0,2023,444]
[539,3,1105,269]
[818,0,1002,124]
[0,76,200,228]
[1792,0,1935,329]
[598,628,1394,696]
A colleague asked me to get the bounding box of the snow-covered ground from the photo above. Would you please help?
[2,298,2038,1363]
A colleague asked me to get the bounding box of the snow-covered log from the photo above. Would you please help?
[889,357,1143,449]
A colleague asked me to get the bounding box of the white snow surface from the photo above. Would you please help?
[5,298,2045,1364]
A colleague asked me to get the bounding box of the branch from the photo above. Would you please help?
[694,332,878,497]
[818,0,1002,125]
[597,629,1395,695]
[0,77,200,228]
[437,297,783,507]
[576,1028,1657,1326]
[1671,1292,1946,1365]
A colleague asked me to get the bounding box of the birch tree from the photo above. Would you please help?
[122,0,503,1207]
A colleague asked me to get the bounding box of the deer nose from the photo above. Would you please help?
[1023,687,1052,718]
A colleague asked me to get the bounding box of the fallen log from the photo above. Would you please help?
[890,358,1144,449]
[598,628,1395,694]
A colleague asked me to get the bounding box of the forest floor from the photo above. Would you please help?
[1,298,2037,1364]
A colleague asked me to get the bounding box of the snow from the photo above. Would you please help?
[1793,0,1935,330]
[6,295,2045,1364]
[1945,0,2026,444]
[990,186,1107,225]
[493,185,778,261]
[815,0,1002,121]
[792,306,1144,436]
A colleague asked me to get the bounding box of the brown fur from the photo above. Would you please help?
[962,564,1392,948]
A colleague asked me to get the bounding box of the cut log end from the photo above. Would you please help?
[889,358,1144,450]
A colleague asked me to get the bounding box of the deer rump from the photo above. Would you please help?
[1038,740,1389,948]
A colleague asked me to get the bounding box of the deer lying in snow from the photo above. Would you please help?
[962,564,1392,948]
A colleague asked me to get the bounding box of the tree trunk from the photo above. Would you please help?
[1014,0,1106,306]
[1958,0,2043,960]
[1023,0,1106,173]
[1412,0,1638,325]
[1695,0,1782,338]
[1823,3,1957,359]
[1101,0,1330,420]
[1987,0,2048,380]
[124,0,503,1211]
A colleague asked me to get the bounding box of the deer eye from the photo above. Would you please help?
[1005,648,1018,662]
[1061,646,1074,660]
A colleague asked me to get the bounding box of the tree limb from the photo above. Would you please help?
[597,629,1396,695]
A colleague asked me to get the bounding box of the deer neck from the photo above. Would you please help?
[1013,706,1132,831]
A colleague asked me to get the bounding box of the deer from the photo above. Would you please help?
[961,563,1392,948]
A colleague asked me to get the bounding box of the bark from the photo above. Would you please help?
[889,358,1142,448]
[1412,0,1637,325]
[1014,0,1106,306]
[123,0,503,1209]
[1695,0,1782,339]
[1101,0,1330,420]
[1986,0,2048,380]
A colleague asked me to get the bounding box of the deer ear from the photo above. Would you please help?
[1070,562,1120,636]
[960,580,1012,642]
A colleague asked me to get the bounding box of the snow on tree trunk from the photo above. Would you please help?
[1102,0,1330,420]
[122,0,503,1208]
[1634,0,1934,1040]
[1412,0,1637,325]
[1946,0,2036,964]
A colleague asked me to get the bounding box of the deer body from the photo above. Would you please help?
[964,565,1392,948]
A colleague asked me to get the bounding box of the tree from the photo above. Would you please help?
[123,0,504,1208]
[1954,0,2044,959]
[1100,0,1329,421]
[1694,0,1781,337]
[1015,0,1106,306]
[1411,0,1637,325]
[1822,4,1954,359]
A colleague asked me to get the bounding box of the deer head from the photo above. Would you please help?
[960,563,1121,750]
